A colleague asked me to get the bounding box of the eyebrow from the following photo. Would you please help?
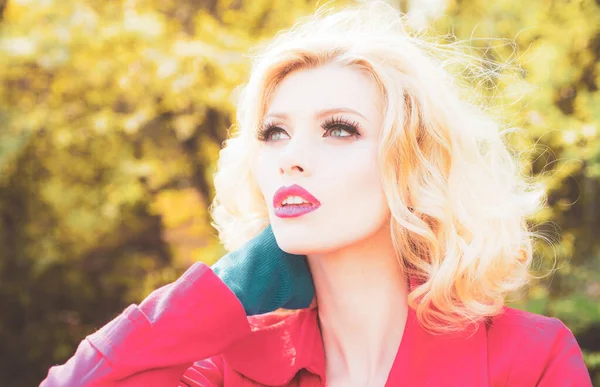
[264,107,370,122]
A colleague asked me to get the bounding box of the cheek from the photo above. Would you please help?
[326,143,386,207]
[331,151,389,223]
[322,165,389,251]
[253,150,272,196]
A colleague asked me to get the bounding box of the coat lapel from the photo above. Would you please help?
[386,307,490,386]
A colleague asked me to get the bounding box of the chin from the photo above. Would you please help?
[269,212,356,255]
[272,233,315,255]
[271,228,341,256]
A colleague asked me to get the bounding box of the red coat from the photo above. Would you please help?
[40,262,592,386]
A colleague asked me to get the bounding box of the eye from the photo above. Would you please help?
[256,123,289,142]
[321,116,362,138]
[327,127,353,138]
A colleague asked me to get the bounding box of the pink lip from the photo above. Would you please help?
[273,184,321,219]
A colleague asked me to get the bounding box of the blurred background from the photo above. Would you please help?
[0,0,598,385]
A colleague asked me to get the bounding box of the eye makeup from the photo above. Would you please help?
[256,115,363,142]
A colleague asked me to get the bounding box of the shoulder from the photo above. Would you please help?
[487,306,578,353]
[486,307,591,386]
[488,306,567,338]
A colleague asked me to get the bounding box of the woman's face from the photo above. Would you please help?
[253,63,390,254]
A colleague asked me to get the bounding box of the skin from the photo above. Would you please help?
[254,63,409,386]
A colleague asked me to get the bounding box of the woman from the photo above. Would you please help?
[41,2,591,386]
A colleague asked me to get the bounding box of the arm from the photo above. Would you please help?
[40,262,251,387]
[536,319,592,387]
[40,224,314,387]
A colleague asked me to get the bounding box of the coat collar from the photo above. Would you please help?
[222,278,491,386]
[222,307,325,386]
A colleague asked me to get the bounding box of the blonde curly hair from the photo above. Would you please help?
[209,0,546,333]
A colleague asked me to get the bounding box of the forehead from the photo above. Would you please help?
[266,63,382,122]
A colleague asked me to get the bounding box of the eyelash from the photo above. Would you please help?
[256,116,362,142]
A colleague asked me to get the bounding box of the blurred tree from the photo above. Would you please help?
[0,0,6,20]
[0,0,598,385]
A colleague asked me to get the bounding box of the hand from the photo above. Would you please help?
[211,224,315,316]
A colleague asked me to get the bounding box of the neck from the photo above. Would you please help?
[307,223,409,386]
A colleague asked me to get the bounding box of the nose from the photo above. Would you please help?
[278,136,312,177]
